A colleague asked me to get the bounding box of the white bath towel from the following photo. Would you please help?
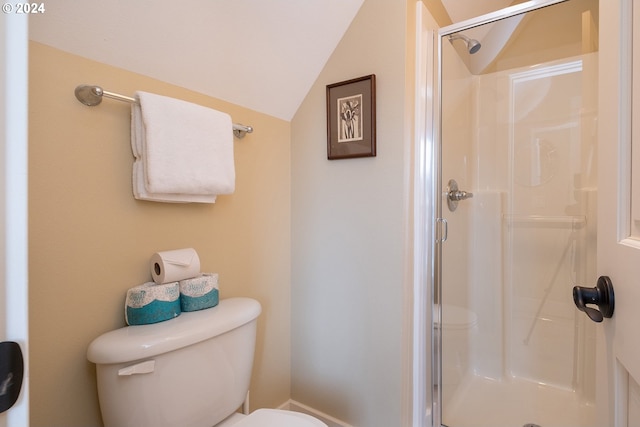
[131,91,235,203]
[132,161,218,203]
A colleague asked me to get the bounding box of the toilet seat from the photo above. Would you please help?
[231,409,327,427]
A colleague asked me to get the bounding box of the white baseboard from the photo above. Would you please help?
[277,399,354,427]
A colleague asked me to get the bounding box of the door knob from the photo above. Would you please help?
[573,276,615,323]
[0,341,24,413]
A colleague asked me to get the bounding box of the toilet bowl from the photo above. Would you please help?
[218,409,326,427]
[87,297,327,427]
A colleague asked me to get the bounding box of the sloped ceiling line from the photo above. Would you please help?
[29,0,365,121]
[30,1,518,120]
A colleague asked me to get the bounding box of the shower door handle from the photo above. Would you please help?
[449,190,473,201]
[573,276,615,323]
[446,179,473,212]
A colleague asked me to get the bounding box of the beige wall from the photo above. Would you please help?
[290,1,415,425]
[28,42,291,427]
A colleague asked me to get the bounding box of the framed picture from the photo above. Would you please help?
[326,74,376,160]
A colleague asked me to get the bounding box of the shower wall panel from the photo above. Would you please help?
[470,54,598,393]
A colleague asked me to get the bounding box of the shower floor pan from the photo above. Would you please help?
[443,375,597,427]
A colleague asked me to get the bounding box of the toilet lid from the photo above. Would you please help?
[232,409,327,427]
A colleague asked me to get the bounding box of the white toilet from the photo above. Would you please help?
[87,297,327,427]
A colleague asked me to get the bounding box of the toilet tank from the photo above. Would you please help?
[87,297,262,427]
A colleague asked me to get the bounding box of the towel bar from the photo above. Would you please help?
[74,84,254,139]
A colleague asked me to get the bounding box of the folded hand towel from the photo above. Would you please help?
[131,92,235,203]
[133,161,218,203]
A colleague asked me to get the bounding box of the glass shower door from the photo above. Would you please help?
[438,1,599,426]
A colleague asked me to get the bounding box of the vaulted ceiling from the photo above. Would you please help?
[29,0,365,121]
[440,0,515,23]
[29,1,517,121]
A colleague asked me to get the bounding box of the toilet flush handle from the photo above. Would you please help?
[118,360,155,376]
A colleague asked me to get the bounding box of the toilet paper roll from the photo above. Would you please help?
[150,248,200,284]
[125,282,181,325]
[179,273,219,312]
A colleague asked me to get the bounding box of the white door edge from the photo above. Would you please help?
[0,11,29,427]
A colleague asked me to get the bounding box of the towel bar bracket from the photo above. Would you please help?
[233,125,253,139]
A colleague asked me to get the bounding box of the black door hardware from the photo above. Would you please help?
[573,275,615,323]
[0,341,23,413]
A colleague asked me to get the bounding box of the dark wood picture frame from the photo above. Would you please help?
[326,74,376,160]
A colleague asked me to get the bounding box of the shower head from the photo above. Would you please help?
[448,33,482,54]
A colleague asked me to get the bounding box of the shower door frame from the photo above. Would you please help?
[424,1,574,426]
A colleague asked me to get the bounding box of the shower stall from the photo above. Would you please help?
[431,1,600,426]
